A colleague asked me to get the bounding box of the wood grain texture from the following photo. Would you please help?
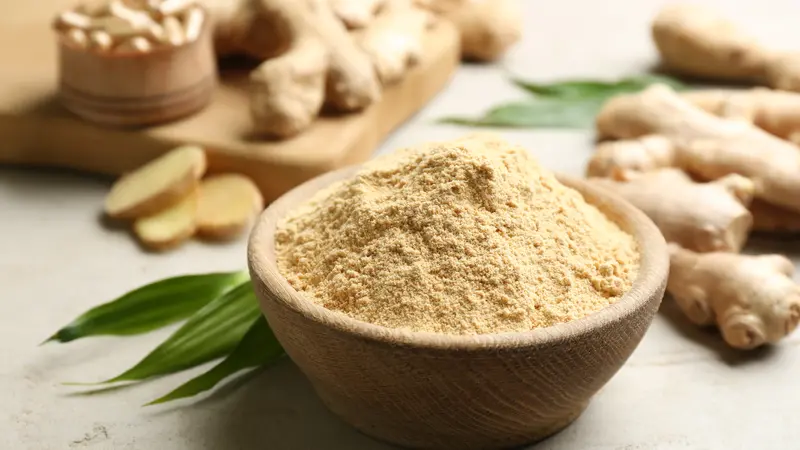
[248,166,670,450]
[0,13,459,203]
[56,11,217,127]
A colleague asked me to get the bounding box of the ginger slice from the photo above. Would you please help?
[196,174,264,240]
[668,243,800,349]
[133,189,199,251]
[104,145,206,219]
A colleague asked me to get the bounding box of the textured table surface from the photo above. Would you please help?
[4,1,800,449]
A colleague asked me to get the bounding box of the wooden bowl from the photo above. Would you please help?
[248,166,669,450]
[55,7,217,127]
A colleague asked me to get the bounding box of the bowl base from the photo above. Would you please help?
[319,388,589,450]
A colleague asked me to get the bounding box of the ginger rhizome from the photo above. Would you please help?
[420,0,522,62]
[750,200,800,234]
[587,135,675,178]
[588,169,754,253]
[330,0,386,29]
[680,88,800,142]
[356,0,434,85]
[594,84,800,215]
[667,244,800,349]
[204,0,382,138]
[198,0,522,137]
[652,3,800,91]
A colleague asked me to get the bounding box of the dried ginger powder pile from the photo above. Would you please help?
[275,135,639,335]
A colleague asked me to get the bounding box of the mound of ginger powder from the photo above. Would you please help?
[275,134,640,335]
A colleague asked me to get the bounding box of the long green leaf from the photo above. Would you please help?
[45,271,249,344]
[512,74,686,100]
[146,315,285,405]
[438,74,687,129]
[439,99,604,129]
[71,280,261,385]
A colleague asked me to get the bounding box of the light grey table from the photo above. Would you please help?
[4,1,800,449]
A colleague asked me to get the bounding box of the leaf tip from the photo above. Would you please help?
[143,398,165,407]
[61,381,100,387]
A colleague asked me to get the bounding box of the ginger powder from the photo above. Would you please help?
[275,135,640,335]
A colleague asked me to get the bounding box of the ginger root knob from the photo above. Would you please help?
[588,169,754,253]
[668,244,800,349]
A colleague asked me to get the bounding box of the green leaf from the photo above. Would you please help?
[438,74,688,129]
[512,74,687,100]
[45,271,249,344]
[71,280,261,385]
[146,315,284,405]
[439,99,604,129]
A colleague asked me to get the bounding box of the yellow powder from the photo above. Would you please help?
[275,134,639,335]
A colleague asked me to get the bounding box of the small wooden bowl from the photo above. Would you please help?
[55,8,217,127]
[248,166,669,450]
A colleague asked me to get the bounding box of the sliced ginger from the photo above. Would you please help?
[197,174,264,240]
[104,145,206,219]
[102,146,265,251]
[133,189,199,251]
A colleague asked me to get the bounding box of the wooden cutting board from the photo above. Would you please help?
[0,6,460,202]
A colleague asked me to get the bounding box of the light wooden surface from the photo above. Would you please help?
[6,1,800,450]
[0,7,460,203]
[248,166,668,449]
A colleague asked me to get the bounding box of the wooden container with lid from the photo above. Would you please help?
[54,2,217,127]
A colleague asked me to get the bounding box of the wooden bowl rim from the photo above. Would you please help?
[248,165,669,351]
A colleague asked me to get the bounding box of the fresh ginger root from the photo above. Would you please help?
[197,174,264,239]
[750,200,800,234]
[203,0,381,138]
[595,84,800,214]
[652,4,800,91]
[356,0,433,84]
[104,146,206,219]
[680,88,800,142]
[133,188,199,251]
[418,0,521,61]
[589,169,754,253]
[330,0,386,29]
[587,135,675,178]
[667,243,800,349]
